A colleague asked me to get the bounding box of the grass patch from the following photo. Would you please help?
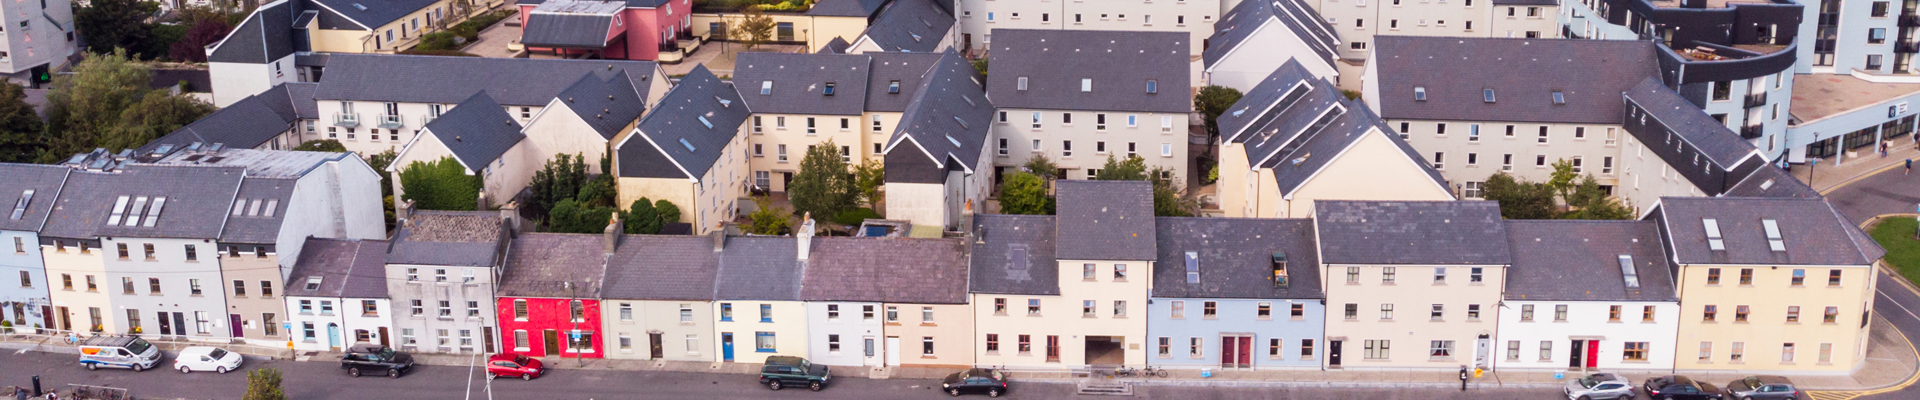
[1869,216,1920,285]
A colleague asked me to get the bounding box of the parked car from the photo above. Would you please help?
[340,344,414,378]
[173,346,242,374]
[1564,372,1634,400]
[77,335,160,371]
[758,356,830,391]
[1645,375,1725,400]
[1726,376,1799,400]
[941,368,1008,397]
[485,354,544,380]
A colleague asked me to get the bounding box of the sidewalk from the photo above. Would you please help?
[1791,139,1920,192]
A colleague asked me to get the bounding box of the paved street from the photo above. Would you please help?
[1823,165,1920,223]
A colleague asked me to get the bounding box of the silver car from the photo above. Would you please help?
[1565,373,1635,400]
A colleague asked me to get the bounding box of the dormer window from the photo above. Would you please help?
[888,80,901,94]
[1017,76,1029,91]
[1414,86,1426,101]
[1617,255,1639,288]
[1762,219,1785,251]
[1081,78,1092,92]
[824,82,836,96]
[1703,219,1724,250]
[1146,79,1158,94]
[1483,88,1496,103]
[304,276,322,291]
[1271,252,1289,288]
[1184,251,1200,284]
[760,81,772,95]
[10,189,32,220]
[1551,90,1565,105]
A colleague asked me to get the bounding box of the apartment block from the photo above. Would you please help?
[1315,200,1509,370]
[954,0,1218,56]
[987,29,1192,183]
[209,0,505,106]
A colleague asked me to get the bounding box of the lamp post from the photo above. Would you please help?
[565,281,580,368]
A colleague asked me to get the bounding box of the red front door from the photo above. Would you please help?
[1237,337,1253,366]
[1220,336,1254,368]
[1585,340,1600,368]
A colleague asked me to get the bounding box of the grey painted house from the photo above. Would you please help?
[383,210,511,355]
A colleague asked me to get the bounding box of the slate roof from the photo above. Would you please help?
[498,233,608,298]
[603,235,719,300]
[0,164,70,233]
[1624,78,1764,168]
[1055,180,1156,260]
[1260,98,1447,196]
[207,0,295,64]
[1723,165,1819,198]
[864,52,944,112]
[801,237,969,303]
[521,1,622,48]
[385,210,507,267]
[40,164,246,240]
[618,65,749,179]
[1228,63,1447,196]
[1151,217,1324,299]
[987,29,1191,113]
[1504,220,1677,302]
[967,214,1059,295]
[882,51,993,173]
[150,69,213,93]
[807,0,888,17]
[733,52,871,115]
[1203,0,1338,71]
[554,69,646,140]
[310,0,444,29]
[856,0,953,53]
[818,37,852,54]
[141,83,313,153]
[1655,197,1885,266]
[1312,200,1512,265]
[712,236,804,301]
[219,177,297,244]
[1217,61,1319,143]
[148,148,356,179]
[287,238,391,299]
[314,54,657,106]
[421,91,526,169]
[1371,37,1658,124]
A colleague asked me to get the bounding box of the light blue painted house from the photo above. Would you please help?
[0,164,68,332]
[1147,217,1325,371]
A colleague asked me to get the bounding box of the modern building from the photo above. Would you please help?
[0,0,76,85]
[1614,79,1776,212]
[497,233,609,359]
[0,165,68,331]
[733,52,874,193]
[387,91,529,208]
[986,29,1193,183]
[1148,217,1325,370]
[711,235,810,364]
[1495,220,1680,373]
[285,238,394,351]
[515,0,694,61]
[802,237,972,368]
[1307,0,1562,61]
[953,0,1219,56]
[878,51,994,230]
[1215,61,1451,218]
[383,210,511,355]
[1314,200,1509,370]
[1201,0,1341,91]
[614,65,751,234]
[599,234,719,362]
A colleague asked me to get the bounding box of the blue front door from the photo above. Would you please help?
[327,324,340,349]
[722,333,735,362]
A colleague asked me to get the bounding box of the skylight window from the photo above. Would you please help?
[124,196,149,227]
[1414,86,1426,101]
[142,197,166,227]
[1762,219,1785,251]
[1551,90,1566,105]
[1184,251,1200,283]
[910,33,923,42]
[9,189,32,220]
[1617,255,1639,288]
[760,81,773,95]
[305,276,323,291]
[962,95,976,107]
[107,195,129,226]
[889,80,901,94]
[953,116,970,129]
[1483,88,1496,103]
[1081,78,1093,92]
[1232,107,1247,117]
[946,134,963,147]
[679,138,697,152]
[715,96,732,108]
[1146,79,1158,94]
[259,199,273,218]
[1703,218,1724,251]
[698,115,714,129]
[1017,77,1029,91]
[823,82,836,96]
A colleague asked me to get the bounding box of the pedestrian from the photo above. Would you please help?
[1908,158,1913,175]
[1882,141,1891,158]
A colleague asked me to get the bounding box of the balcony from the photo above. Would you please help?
[333,113,360,128]
[1740,124,1764,139]
[1744,92,1767,108]
[1900,41,1920,53]
[1902,14,1920,27]
[422,114,437,125]
[377,114,405,129]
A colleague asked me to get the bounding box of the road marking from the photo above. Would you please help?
[1820,163,1902,195]
[1879,289,1920,323]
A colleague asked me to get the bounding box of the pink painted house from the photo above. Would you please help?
[517,0,692,60]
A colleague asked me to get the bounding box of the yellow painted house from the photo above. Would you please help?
[613,65,751,234]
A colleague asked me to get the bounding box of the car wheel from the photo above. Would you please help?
[768,380,782,390]
[521,373,532,381]
[132,364,144,372]
[349,367,361,377]
[1577,396,1590,400]
[216,367,228,374]
[810,381,823,391]
[948,388,961,397]
[178,365,191,374]
[388,368,401,378]
[86,363,97,371]
[988,388,1002,398]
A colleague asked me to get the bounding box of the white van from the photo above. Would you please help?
[78,335,161,371]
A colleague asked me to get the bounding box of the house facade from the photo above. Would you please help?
[1202,0,1340,91]
[383,210,511,355]
[1314,200,1509,370]
[386,91,530,208]
[613,65,751,234]
[286,238,394,351]
[953,0,1218,56]
[600,235,718,361]
[516,0,694,61]
[1148,217,1326,370]
[711,235,810,364]
[0,165,66,332]
[804,237,973,368]
[498,233,609,359]
[734,52,874,193]
[1495,220,1682,373]
[987,30,1192,183]
[208,0,499,106]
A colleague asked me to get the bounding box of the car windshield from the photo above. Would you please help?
[1742,377,1760,388]
[1578,376,1598,388]
[207,348,229,360]
[376,348,395,359]
[125,338,152,355]
[799,360,812,371]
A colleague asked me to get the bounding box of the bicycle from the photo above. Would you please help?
[1141,365,1167,378]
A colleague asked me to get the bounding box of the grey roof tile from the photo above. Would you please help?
[1203,0,1337,70]
[520,1,622,48]
[1655,196,1885,266]
[1624,78,1764,169]
[967,214,1059,295]
[40,165,245,240]
[554,69,646,140]
[386,210,507,267]
[0,164,70,233]
[818,37,853,54]
[856,0,954,53]
[1257,99,1447,196]
[1217,60,1318,143]
[807,0,887,17]
[140,87,303,153]
[1229,64,1446,196]
[1312,200,1511,265]
[1723,165,1819,198]
[313,54,658,106]
[287,238,391,299]
[618,65,749,179]
[987,29,1190,113]
[498,233,609,298]
[882,51,993,174]
[602,235,719,300]
[423,91,526,168]
[800,237,969,303]
[863,52,945,112]
[208,1,295,64]
[1371,37,1658,124]
[310,0,444,29]
[712,236,803,301]
[733,52,871,116]
[1151,217,1324,299]
[1055,180,1156,260]
[219,177,297,244]
[1504,220,1677,302]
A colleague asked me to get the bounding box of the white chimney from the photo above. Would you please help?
[796,212,816,261]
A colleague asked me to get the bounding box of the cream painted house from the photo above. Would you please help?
[386,91,530,209]
[969,181,1155,369]
[954,0,1218,56]
[987,30,1192,183]
[1214,61,1450,218]
[688,0,879,52]
[804,237,973,368]
[877,51,995,230]
[613,66,751,234]
[842,0,959,54]
[735,52,874,193]
[1306,0,1559,61]
[1314,200,1509,370]
[711,235,810,364]
[1652,197,1883,374]
[602,235,720,361]
[520,70,651,175]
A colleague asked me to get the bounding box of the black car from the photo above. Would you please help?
[759,356,830,391]
[340,344,415,378]
[942,368,1008,397]
[1726,376,1799,400]
[1645,375,1725,400]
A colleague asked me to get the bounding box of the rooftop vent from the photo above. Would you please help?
[1184,251,1200,284]
[1703,218,1724,250]
[1617,255,1639,288]
[1414,86,1426,101]
[1080,78,1092,92]
[1762,219,1785,251]
[910,33,923,42]
[9,189,33,220]
[1482,88,1496,103]
[1271,252,1289,288]
[1017,77,1028,91]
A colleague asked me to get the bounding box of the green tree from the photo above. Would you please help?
[577,174,617,208]
[971,58,988,78]
[853,159,885,207]
[398,157,481,211]
[365,149,398,229]
[546,199,617,233]
[75,0,157,55]
[105,89,215,150]
[732,7,776,50]
[1481,172,1555,219]
[141,24,187,61]
[625,198,659,234]
[746,196,792,235]
[527,154,589,216]
[787,139,858,222]
[1151,167,1197,217]
[0,82,47,163]
[42,49,153,161]
[1022,154,1061,181]
[1547,159,1579,206]
[1194,85,1244,139]
[170,18,233,62]
[290,140,347,152]
[997,171,1053,215]
[1094,154,1149,181]
[654,200,681,228]
[242,368,286,400]
[1561,175,1633,220]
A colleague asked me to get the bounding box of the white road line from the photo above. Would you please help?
[1879,289,1920,323]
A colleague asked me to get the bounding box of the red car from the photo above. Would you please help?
[485,354,544,380]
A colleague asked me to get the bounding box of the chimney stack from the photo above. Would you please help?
[477,191,491,212]
[397,199,416,222]
[603,212,623,255]
[500,201,520,234]
[796,212,816,261]
[711,229,726,252]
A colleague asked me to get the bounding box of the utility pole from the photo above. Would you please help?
[566,282,579,368]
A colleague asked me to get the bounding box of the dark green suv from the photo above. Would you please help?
[759,356,830,391]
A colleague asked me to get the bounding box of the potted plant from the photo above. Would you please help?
[0,320,12,334]
[91,324,103,333]
[128,326,142,336]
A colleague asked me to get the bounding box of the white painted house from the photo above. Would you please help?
[1496,220,1681,373]
[285,238,395,352]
